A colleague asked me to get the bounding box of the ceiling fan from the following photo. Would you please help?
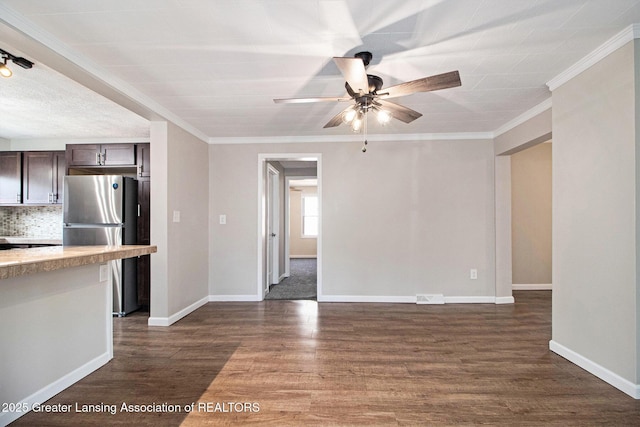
[273,51,461,133]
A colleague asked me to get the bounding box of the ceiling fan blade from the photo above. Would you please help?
[380,71,461,99]
[274,96,351,104]
[323,105,355,128]
[333,57,369,96]
[375,99,422,124]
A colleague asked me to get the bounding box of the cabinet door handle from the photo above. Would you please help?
[16,193,20,203]
[96,152,101,165]
[101,152,105,165]
[138,165,142,176]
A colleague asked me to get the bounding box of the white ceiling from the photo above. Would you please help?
[1,0,640,142]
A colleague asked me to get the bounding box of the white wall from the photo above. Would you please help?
[0,263,111,426]
[551,40,639,390]
[511,143,552,284]
[289,186,318,258]
[150,121,209,323]
[166,122,210,315]
[209,138,496,300]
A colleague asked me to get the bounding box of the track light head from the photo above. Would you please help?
[0,57,12,78]
[0,48,34,78]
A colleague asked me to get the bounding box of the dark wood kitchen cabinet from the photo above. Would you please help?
[22,151,65,204]
[136,144,151,307]
[137,143,150,178]
[66,143,136,166]
[0,152,22,204]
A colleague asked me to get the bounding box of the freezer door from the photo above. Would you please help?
[63,175,124,224]
[63,225,122,246]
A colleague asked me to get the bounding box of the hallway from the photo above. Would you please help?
[265,258,317,300]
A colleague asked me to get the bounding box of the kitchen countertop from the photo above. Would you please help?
[0,245,157,280]
[0,236,63,245]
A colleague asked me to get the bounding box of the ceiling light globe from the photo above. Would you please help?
[377,110,390,125]
[351,118,362,132]
[342,109,356,124]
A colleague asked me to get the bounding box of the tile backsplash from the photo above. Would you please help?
[0,206,63,238]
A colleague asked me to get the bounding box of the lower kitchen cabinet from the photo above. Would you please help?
[137,255,151,307]
[137,177,151,307]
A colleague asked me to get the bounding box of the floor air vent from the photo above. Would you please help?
[416,294,445,304]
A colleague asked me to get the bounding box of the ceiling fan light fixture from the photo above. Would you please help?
[351,115,363,132]
[0,57,12,78]
[377,109,390,125]
[342,108,356,124]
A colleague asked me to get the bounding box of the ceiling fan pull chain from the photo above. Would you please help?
[362,110,369,153]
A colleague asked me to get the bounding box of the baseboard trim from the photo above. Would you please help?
[318,295,513,304]
[444,296,497,304]
[318,295,416,303]
[148,296,209,327]
[209,294,262,302]
[0,352,111,426]
[549,340,640,399]
[513,283,552,290]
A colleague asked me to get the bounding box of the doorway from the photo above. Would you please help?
[267,176,318,300]
[257,154,322,301]
[510,142,552,290]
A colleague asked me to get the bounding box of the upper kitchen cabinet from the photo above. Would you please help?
[0,152,23,204]
[66,143,136,167]
[22,151,65,205]
[137,143,150,178]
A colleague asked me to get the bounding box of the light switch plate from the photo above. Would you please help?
[219,214,226,225]
[173,210,181,223]
[470,269,478,280]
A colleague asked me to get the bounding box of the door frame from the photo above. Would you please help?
[257,153,322,301]
[266,163,280,291]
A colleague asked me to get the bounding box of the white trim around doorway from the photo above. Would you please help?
[257,153,322,301]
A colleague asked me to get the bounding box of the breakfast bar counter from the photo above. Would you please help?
[0,245,157,279]
[0,245,157,426]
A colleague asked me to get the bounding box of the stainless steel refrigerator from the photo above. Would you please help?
[63,175,139,316]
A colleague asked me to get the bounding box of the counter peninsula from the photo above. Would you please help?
[0,244,157,426]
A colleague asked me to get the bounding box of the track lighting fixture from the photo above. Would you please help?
[0,57,11,78]
[0,48,34,78]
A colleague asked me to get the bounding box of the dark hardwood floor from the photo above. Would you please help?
[12,291,640,426]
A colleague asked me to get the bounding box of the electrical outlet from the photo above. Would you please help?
[470,269,478,280]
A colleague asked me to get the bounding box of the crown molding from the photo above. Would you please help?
[208,132,494,145]
[0,4,209,144]
[547,24,640,91]
[10,137,150,145]
[493,98,552,138]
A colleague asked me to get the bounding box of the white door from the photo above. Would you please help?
[266,165,280,291]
